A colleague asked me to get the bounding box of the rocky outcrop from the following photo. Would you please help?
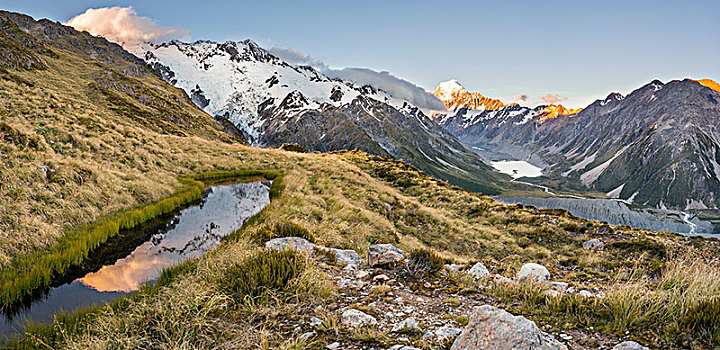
[450,305,567,350]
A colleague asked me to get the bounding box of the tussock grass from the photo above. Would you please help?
[222,248,306,300]
[407,248,446,276]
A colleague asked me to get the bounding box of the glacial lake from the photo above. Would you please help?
[0,181,270,338]
[490,160,543,179]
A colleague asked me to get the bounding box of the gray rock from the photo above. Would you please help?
[326,342,340,350]
[367,244,404,266]
[388,346,420,350]
[445,263,463,271]
[434,326,462,341]
[341,309,378,327]
[392,317,419,332]
[517,263,550,283]
[613,341,649,350]
[309,316,322,327]
[330,248,364,265]
[582,238,605,250]
[578,290,594,298]
[467,262,490,281]
[550,281,569,291]
[265,237,315,254]
[299,331,315,340]
[450,305,567,350]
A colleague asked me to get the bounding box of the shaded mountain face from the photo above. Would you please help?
[436,78,720,210]
[143,40,510,194]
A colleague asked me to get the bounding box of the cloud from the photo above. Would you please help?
[265,45,445,111]
[324,67,447,111]
[266,46,328,70]
[540,93,567,104]
[67,7,189,52]
[515,94,528,102]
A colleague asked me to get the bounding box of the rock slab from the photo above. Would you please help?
[450,305,567,350]
[367,244,404,266]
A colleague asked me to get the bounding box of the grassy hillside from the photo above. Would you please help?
[1,10,720,350]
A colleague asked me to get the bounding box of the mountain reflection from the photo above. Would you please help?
[80,182,271,292]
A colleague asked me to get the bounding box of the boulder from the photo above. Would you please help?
[367,244,404,266]
[341,309,378,327]
[467,262,490,281]
[612,341,649,350]
[517,263,550,283]
[450,305,567,350]
[582,238,605,250]
[330,248,364,265]
[265,237,315,254]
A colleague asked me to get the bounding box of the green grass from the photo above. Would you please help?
[253,222,316,244]
[221,248,307,300]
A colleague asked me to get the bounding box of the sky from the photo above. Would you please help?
[1,0,719,108]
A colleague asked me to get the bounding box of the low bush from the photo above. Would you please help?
[222,248,306,299]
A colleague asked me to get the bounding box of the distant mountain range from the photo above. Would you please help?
[141,40,513,194]
[433,78,720,210]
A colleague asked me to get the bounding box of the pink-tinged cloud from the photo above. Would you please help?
[67,7,189,52]
[540,93,567,104]
[515,94,528,102]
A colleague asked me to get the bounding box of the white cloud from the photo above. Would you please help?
[67,7,189,52]
[267,46,328,70]
[324,67,447,111]
[264,45,445,111]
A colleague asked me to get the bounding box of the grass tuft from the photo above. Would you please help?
[221,248,306,300]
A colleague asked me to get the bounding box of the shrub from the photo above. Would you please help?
[222,249,306,299]
[278,143,308,153]
[255,222,316,244]
[407,248,445,276]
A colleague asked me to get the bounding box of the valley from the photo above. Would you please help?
[0,6,719,350]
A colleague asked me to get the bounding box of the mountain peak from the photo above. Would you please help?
[692,78,720,93]
[433,80,511,111]
[539,104,582,121]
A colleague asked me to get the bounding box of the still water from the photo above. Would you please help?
[1,181,270,337]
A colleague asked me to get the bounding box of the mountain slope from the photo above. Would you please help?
[143,40,511,194]
[435,78,720,209]
[0,11,243,266]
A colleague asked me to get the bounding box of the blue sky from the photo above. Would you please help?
[2,0,718,108]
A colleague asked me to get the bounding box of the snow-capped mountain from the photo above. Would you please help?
[434,78,720,210]
[142,40,510,194]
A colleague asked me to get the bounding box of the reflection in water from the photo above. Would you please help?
[1,181,270,337]
[81,182,271,292]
